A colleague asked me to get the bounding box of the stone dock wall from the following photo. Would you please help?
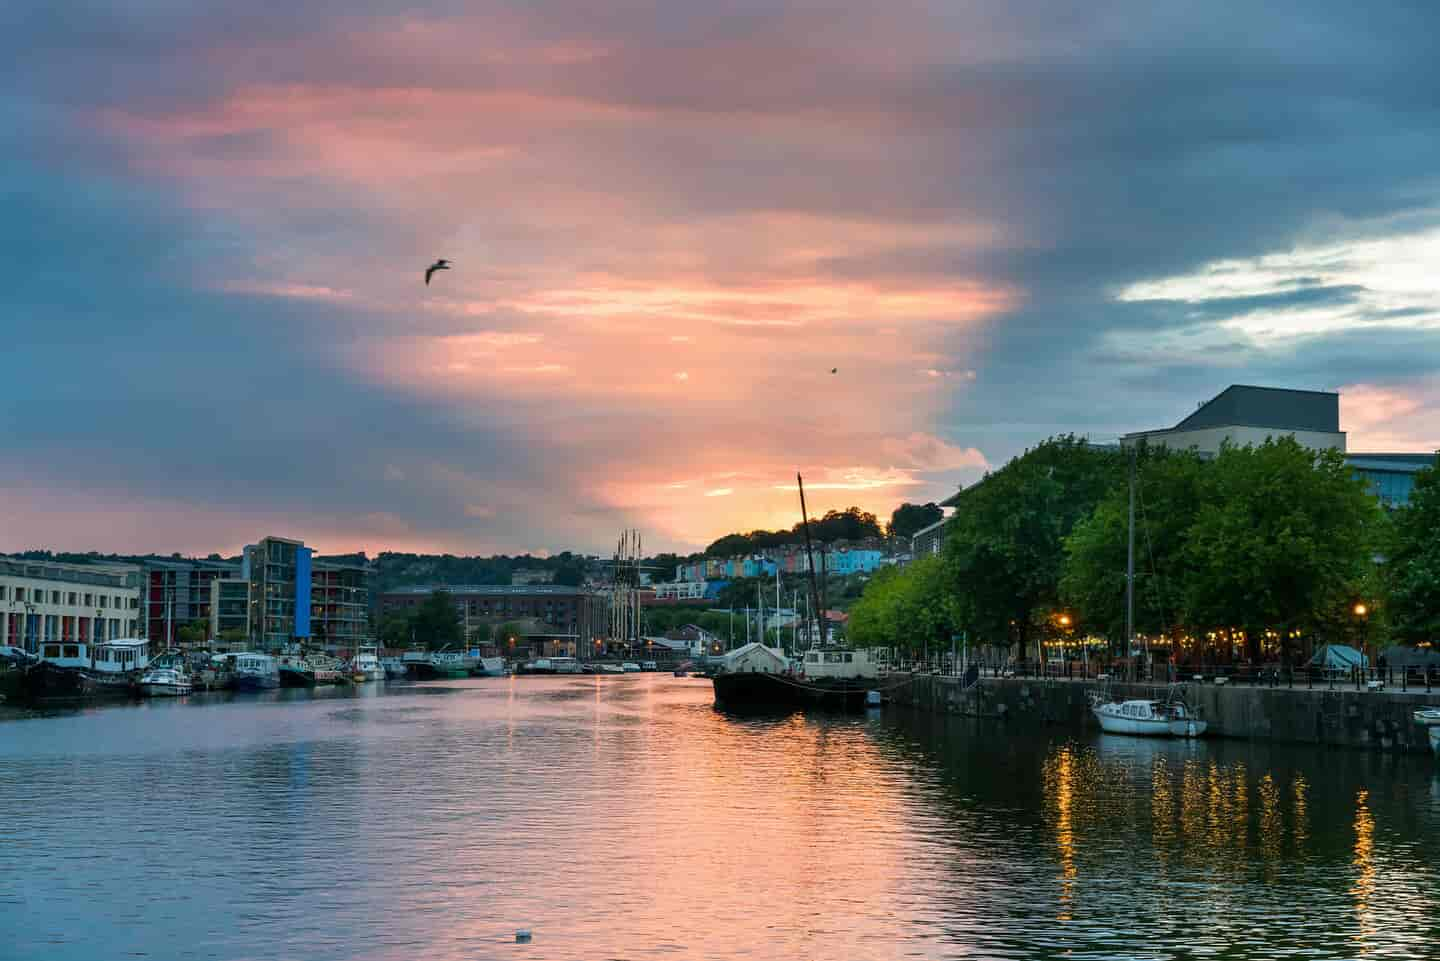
[883,672,1440,754]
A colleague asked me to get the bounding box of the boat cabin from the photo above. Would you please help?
[799,647,880,680]
[723,643,789,675]
[40,642,92,669]
[91,639,151,676]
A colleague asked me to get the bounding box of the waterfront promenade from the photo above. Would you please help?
[885,671,1440,753]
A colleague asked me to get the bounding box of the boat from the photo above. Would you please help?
[226,653,280,691]
[1412,708,1440,727]
[641,660,658,672]
[712,644,881,711]
[429,649,478,678]
[305,654,348,684]
[600,664,625,674]
[621,662,642,673]
[402,648,434,677]
[552,656,583,675]
[1431,727,1440,758]
[521,658,557,675]
[470,656,506,677]
[1091,685,1206,737]
[19,639,153,700]
[88,639,153,693]
[352,645,385,682]
[278,655,317,687]
[381,656,409,679]
[139,667,192,697]
[674,670,689,677]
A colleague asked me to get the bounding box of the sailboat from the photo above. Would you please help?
[1089,445,1207,738]
[711,473,882,712]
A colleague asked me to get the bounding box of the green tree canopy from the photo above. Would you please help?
[943,435,1123,652]
[413,590,463,648]
[888,502,944,539]
[1061,446,1207,642]
[848,557,955,653]
[1180,439,1383,658]
[1379,457,1440,644]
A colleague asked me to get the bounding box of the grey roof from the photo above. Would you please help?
[1170,385,1339,434]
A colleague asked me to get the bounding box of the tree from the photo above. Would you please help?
[378,611,414,646]
[496,621,526,651]
[888,502,944,539]
[467,621,493,647]
[218,627,248,645]
[177,619,209,644]
[1379,457,1440,644]
[848,557,955,655]
[942,436,1123,658]
[1061,446,1207,644]
[1180,439,1384,661]
[413,590,463,648]
[553,561,585,587]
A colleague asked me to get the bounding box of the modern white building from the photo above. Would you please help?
[0,557,143,654]
[1122,384,1347,454]
[652,581,708,601]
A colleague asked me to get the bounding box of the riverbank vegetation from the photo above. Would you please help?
[848,436,1424,665]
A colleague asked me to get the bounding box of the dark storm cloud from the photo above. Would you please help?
[4,0,1440,549]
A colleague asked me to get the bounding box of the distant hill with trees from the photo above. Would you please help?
[701,506,884,557]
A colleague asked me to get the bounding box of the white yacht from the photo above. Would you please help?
[139,667,192,697]
[1092,686,1206,738]
[352,645,385,682]
[621,662,641,673]
[1413,709,1440,757]
[552,656,582,674]
[89,639,153,692]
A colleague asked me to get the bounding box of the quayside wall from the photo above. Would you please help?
[882,673,1440,755]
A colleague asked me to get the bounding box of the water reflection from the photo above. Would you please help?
[2,680,1439,961]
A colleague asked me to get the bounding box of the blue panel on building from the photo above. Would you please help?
[295,547,313,638]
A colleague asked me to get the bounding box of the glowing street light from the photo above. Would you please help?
[1353,603,1368,618]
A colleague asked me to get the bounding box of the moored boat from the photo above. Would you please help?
[352,645,385,682]
[471,656,505,677]
[139,667,192,697]
[1091,685,1206,738]
[712,644,881,712]
[381,656,409,679]
[226,653,281,691]
[278,656,317,687]
[429,649,477,678]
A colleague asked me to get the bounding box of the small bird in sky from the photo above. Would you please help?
[425,259,452,285]
[830,368,838,374]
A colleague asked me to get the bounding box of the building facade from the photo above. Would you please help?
[1,557,142,654]
[209,578,250,642]
[379,584,608,651]
[143,558,243,647]
[911,517,949,558]
[1124,384,1436,507]
[244,536,373,652]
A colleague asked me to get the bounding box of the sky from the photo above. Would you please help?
[3,1,1440,557]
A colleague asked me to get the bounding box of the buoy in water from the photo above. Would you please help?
[516,929,532,943]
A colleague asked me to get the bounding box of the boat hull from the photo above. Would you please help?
[141,682,191,697]
[230,673,280,692]
[18,662,134,701]
[1431,727,1440,757]
[1092,707,1207,738]
[278,666,316,688]
[712,671,873,712]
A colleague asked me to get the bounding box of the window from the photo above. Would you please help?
[63,645,79,658]
[68,592,77,605]
[84,593,93,606]
[99,596,108,609]
[51,591,60,604]
[0,586,6,600]
[13,588,24,602]
[44,644,60,658]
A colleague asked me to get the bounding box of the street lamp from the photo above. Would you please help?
[1354,602,1371,678]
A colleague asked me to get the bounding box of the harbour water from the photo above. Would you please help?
[2,675,1438,960]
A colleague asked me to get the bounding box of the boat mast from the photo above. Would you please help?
[797,473,827,649]
[1126,445,1136,681]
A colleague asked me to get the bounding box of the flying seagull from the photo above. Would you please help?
[425,259,452,285]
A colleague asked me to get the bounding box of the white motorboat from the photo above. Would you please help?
[352,645,385,682]
[381,656,409,679]
[600,664,625,674]
[621,662,641,673]
[139,667,192,697]
[1092,686,1206,738]
[1412,708,1440,727]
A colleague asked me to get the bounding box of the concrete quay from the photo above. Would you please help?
[883,672,1440,755]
